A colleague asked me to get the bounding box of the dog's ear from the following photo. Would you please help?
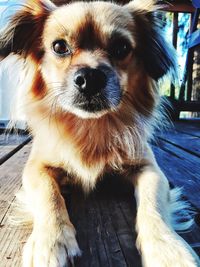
[0,0,56,59]
[125,0,177,81]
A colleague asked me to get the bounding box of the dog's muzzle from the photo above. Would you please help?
[73,65,121,113]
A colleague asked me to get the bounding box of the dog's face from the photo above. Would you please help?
[0,0,175,120]
[41,2,134,118]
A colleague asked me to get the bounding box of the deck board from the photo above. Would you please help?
[0,213,30,267]
[171,120,200,137]
[152,143,200,209]
[0,144,31,267]
[157,131,200,157]
[156,121,200,157]
[0,145,31,223]
[0,121,200,266]
[0,133,31,165]
[67,177,142,267]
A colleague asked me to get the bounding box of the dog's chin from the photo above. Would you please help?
[70,108,109,119]
[67,102,110,119]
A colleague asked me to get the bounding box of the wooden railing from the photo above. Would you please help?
[167,1,200,117]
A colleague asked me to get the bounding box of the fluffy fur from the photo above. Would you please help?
[1,0,200,266]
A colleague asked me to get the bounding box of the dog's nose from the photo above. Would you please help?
[74,67,107,95]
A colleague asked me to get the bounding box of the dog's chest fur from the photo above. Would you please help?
[32,112,144,190]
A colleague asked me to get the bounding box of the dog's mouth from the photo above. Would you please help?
[74,93,110,113]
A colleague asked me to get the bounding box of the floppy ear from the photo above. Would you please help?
[125,0,177,81]
[0,0,55,59]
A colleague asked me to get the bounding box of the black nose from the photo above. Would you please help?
[74,67,107,95]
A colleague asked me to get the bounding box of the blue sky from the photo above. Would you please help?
[0,0,24,29]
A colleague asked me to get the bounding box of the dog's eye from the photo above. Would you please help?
[52,40,71,56]
[109,39,132,60]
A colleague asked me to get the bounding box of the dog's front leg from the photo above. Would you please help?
[134,147,200,267]
[22,157,81,267]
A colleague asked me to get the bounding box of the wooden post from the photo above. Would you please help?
[186,8,200,101]
[170,12,179,100]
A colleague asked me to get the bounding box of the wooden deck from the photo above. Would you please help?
[0,120,200,267]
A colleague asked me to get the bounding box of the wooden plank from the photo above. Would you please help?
[67,177,142,267]
[0,206,31,267]
[106,198,141,266]
[0,144,31,266]
[187,55,194,102]
[154,136,200,167]
[186,9,199,101]
[161,4,195,13]
[157,127,200,157]
[0,144,31,223]
[152,141,200,209]
[95,197,126,267]
[97,184,140,266]
[66,187,113,267]
[0,133,31,165]
[0,137,31,166]
[170,100,200,112]
[0,146,16,158]
[152,139,200,254]
[173,121,200,137]
[0,133,28,145]
[170,11,179,99]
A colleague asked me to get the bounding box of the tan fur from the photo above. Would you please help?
[1,0,200,266]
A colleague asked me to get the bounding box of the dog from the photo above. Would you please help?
[1,0,200,266]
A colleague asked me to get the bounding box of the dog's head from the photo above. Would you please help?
[0,0,176,120]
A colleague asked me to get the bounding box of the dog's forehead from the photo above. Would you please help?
[44,2,134,46]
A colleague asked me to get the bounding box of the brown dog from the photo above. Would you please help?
[1,0,200,266]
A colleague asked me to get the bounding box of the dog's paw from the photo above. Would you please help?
[22,223,81,267]
[137,234,200,267]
